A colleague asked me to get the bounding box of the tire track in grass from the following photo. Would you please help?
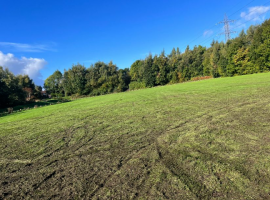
[89,144,151,199]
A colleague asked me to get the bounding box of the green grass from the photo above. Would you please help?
[1,73,270,199]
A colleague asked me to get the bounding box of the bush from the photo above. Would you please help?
[129,81,146,91]
[190,76,212,81]
[71,93,80,100]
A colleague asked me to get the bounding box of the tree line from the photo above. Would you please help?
[129,19,270,88]
[44,62,131,97]
[45,19,270,96]
[0,67,43,108]
[1,18,270,107]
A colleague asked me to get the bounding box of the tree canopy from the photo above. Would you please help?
[0,67,42,108]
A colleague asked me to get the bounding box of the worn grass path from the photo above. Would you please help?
[1,73,270,199]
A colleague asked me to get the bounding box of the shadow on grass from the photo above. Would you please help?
[0,99,71,118]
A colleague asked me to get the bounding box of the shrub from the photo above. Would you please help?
[129,81,146,91]
[190,76,212,81]
[71,93,80,100]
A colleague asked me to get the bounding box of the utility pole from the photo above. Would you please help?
[217,14,236,42]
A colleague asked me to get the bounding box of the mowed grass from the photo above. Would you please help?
[1,73,270,199]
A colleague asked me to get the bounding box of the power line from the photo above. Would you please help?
[200,34,221,46]
[202,6,270,46]
[227,0,256,18]
[187,0,256,46]
[231,0,270,31]
[217,14,236,42]
[232,0,270,22]
[200,0,270,45]
[188,25,217,46]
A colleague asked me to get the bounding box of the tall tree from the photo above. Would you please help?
[142,54,155,87]
[44,70,63,94]
[0,67,26,107]
[155,50,169,85]
[67,64,87,95]
[130,60,144,81]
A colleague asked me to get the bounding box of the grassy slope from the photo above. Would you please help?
[1,73,270,199]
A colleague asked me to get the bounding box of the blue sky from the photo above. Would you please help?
[1,0,270,86]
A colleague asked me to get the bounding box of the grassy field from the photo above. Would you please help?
[1,73,270,199]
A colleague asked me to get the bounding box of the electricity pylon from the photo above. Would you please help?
[217,14,236,42]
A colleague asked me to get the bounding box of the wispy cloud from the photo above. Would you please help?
[241,6,270,21]
[0,42,57,52]
[231,21,247,31]
[203,30,214,37]
[0,51,47,86]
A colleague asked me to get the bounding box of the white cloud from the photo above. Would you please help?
[0,42,56,52]
[0,51,47,86]
[203,30,214,37]
[241,6,270,21]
